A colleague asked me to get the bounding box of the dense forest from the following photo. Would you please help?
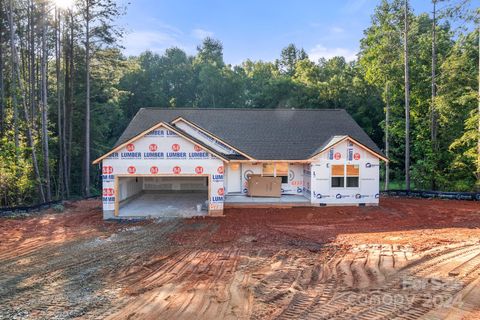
[0,0,478,206]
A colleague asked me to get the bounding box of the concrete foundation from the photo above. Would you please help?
[117,191,208,218]
[224,194,310,207]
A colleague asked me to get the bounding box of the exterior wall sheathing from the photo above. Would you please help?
[101,128,225,219]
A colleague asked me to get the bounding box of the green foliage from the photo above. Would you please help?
[359,0,478,191]
[0,138,36,206]
[1,0,478,207]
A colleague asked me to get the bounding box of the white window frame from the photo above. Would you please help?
[330,164,345,189]
[330,164,361,189]
[346,164,360,189]
[262,163,289,183]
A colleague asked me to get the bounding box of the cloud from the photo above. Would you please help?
[192,28,214,40]
[330,26,345,34]
[122,31,181,56]
[308,44,357,62]
[342,0,370,14]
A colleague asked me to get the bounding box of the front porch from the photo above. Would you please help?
[224,193,311,208]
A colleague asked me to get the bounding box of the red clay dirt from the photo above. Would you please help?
[0,197,479,319]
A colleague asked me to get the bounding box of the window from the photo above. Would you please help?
[346,165,359,188]
[276,163,289,183]
[331,165,344,188]
[347,148,353,161]
[328,148,334,160]
[262,163,274,176]
[331,165,360,188]
[262,163,288,183]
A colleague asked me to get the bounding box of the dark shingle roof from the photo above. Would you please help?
[114,108,384,160]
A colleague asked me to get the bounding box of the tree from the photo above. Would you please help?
[404,0,411,191]
[7,0,45,203]
[277,43,308,76]
[437,30,479,190]
[40,0,52,201]
[195,37,224,67]
[431,0,438,150]
[84,0,91,196]
[359,0,404,189]
[7,0,19,151]
[0,1,4,138]
[79,0,124,196]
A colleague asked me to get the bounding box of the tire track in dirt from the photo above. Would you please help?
[106,247,252,320]
[302,243,480,320]
[0,221,182,319]
[244,241,480,320]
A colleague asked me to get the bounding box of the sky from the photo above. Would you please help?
[118,0,439,65]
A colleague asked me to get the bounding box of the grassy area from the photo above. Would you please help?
[380,180,416,191]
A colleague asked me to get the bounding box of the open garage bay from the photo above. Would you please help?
[117,176,209,218]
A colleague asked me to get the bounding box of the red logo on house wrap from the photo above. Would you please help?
[150,166,159,174]
[354,153,361,160]
[334,152,341,160]
[217,166,224,174]
[194,145,202,152]
[195,166,204,174]
[103,188,114,196]
[149,144,158,152]
[126,143,135,151]
[218,188,224,196]
[102,166,113,174]
[172,144,180,151]
[173,166,181,174]
[127,166,136,174]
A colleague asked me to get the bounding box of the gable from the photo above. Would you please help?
[107,127,220,162]
[172,118,254,159]
[310,136,387,162]
[93,122,229,164]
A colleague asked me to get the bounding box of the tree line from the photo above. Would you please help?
[0,0,478,207]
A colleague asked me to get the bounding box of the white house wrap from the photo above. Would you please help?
[94,109,387,219]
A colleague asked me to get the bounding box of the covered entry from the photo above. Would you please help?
[115,175,209,218]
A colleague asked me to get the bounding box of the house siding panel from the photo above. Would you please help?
[101,128,225,219]
[310,140,380,204]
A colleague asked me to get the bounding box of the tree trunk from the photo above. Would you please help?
[7,0,46,203]
[84,0,91,197]
[385,82,390,191]
[61,13,69,198]
[477,26,480,188]
[55,7,65,198]
[65,11,74,197]
[0,6,4,138]
[41,1,52,201]
[8,0,19,151]
[431,0,438,190]
[404,0,411,191]
[29,0,36,130]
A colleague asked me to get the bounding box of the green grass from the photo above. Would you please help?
[380,180,416,191]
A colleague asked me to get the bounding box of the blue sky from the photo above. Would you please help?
[118,0,437,65]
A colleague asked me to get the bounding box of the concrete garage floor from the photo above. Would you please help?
[119,192,208,218]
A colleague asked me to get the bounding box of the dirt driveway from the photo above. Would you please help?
[0,197,479,319]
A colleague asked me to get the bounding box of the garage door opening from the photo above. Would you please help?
[116,176,209,218]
